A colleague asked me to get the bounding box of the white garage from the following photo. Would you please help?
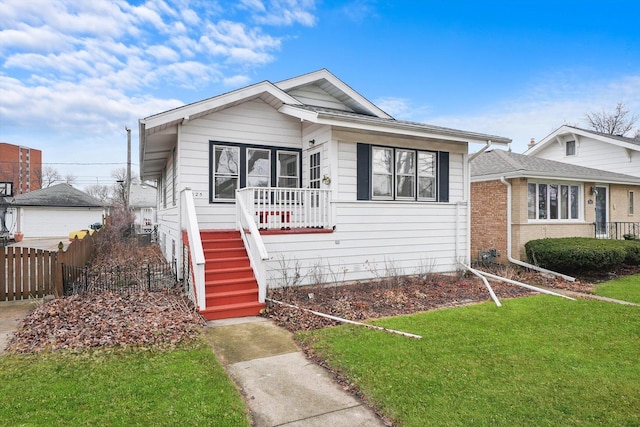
[11,184,106,239]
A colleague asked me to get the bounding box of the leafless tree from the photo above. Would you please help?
[40,166,62,188]
[111,167,139,207]
[85,184,112,203]
[584,102,637,136]
[64,173,77,186]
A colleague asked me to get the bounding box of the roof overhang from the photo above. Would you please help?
[279,105,511,146]
[527,125,640,155]
[472,171,640,185]
[139,81,302,181]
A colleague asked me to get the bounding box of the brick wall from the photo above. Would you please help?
[471,180,508,264]
[0,143,42,194]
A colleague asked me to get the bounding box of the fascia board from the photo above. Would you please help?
[141,82,300,131]
[276,69,393,119]
[317,115,509,145]
[472,172,640,185]
[529,125,640,155]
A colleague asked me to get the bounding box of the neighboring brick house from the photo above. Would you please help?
[0,143,42,195]
[470,150,640,263]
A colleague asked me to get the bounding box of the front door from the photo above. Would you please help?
[595,186,608,237]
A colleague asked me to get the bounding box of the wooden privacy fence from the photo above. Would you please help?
[0,231,100,302]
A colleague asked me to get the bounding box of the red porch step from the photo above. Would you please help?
[198,230,264,320]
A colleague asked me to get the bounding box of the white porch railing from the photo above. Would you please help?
[181,189,206,311]
[236,193,269,303]
[236,187,332,230]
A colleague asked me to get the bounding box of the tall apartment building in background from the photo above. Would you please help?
[0,143,42,195]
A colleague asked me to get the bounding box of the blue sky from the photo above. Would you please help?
[1,0,639,188]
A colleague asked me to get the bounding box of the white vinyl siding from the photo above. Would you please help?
[261,201,467,287]
[534,135,640,178]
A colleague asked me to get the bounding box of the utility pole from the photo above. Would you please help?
[125,126,131,210]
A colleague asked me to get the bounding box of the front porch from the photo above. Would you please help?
[182,187,333,320]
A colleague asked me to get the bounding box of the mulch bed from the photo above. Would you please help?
[6,292,205,354]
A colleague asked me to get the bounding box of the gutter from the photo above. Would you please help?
[499,176,575,281]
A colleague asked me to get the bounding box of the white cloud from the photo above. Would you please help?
[0,0,318,184]
[240,0,316,26]
[147,45,181,62]
[374,97,432,119]
[420,73,640,153]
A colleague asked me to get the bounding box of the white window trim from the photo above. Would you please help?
[527,180,583,222]
[276,150,300,188]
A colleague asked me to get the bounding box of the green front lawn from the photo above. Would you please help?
[299,295,640,426]
[0,341,250,426]
[594,273,640,304]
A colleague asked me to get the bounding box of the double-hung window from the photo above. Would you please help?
[372,147,393,198]
[212,145,240,200]
[277,151,299,188]
[528,181,580,220]
[247,148,270,187]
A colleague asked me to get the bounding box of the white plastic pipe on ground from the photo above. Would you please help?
[266,298,422,339]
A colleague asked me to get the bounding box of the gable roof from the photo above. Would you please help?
[471,149,640,185]
[10,183,104,207]
[128,183,156,208]
[274,69,392,119]
[139,69,512,180]
[526,125,640,155]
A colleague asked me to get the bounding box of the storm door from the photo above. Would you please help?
[595,186,608,237]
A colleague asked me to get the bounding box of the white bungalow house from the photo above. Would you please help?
[526,125,640,237]
[138,69,510,319]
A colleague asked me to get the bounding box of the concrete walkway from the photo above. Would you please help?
[204,317,387,427]
[0,300,35,355]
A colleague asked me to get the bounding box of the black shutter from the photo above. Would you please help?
[356,143,371,200]
[437,151,449,202]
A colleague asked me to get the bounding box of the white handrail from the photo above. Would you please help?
[182,189,206,311]
[236,194,268,260]
[236,191,269,302]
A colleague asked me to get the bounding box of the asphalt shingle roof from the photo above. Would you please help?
[11,183,104,207]
[471,150,640,184]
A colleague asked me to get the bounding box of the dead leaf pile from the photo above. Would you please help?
[7,292,205,353]
[264,274,539,333]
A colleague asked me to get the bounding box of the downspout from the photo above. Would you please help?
[499,176,575,281]
[466,141,492,266]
